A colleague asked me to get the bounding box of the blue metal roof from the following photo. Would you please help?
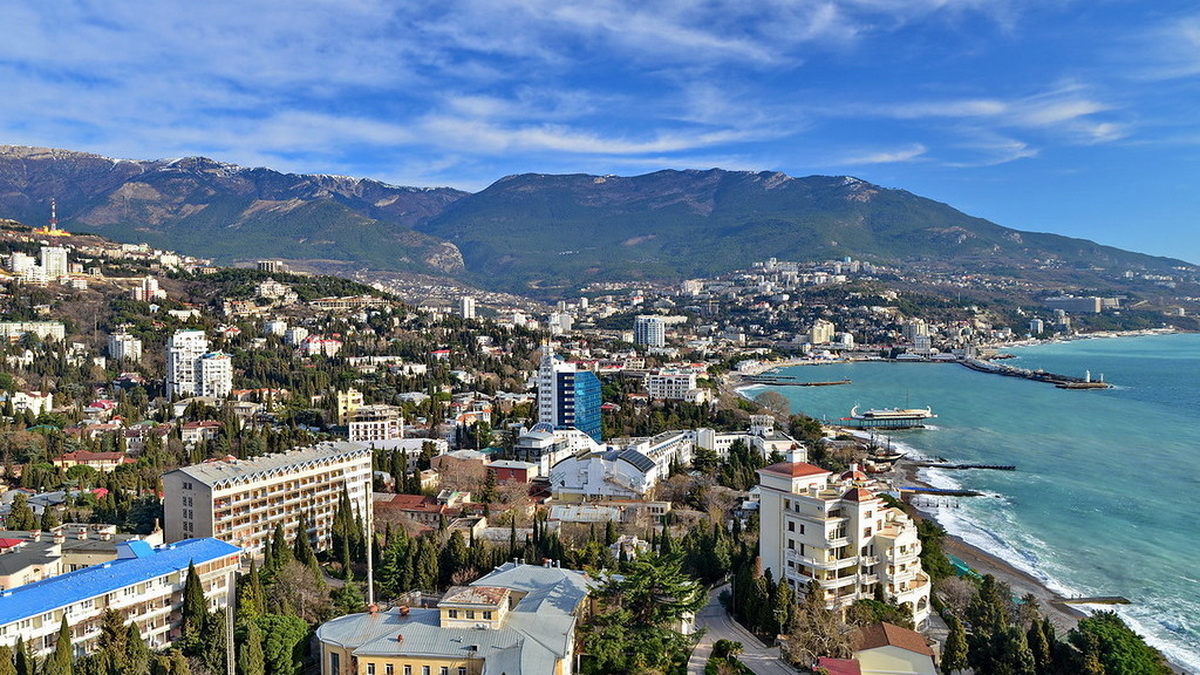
[0,538,240,626]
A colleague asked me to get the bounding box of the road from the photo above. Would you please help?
[688,585,798,675]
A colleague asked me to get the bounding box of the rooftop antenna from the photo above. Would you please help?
[50,199,58,229]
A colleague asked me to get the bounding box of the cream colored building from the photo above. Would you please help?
[316,561,588,675]
[348,404,404,443]
[757,457,931,627]
[337,388,365,426]
[161,442,372,558]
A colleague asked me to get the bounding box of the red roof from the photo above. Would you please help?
[0,538,24,550]
[816,658,861,675]
[841,487,877,503]
[855,622,935,657]
[760,461,830,478]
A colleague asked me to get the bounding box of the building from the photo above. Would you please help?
[645,370,708,403]
[160,442,372,558]
[7,391,53,417]
[337,388,365,426]
[808,318,836,345]
[39,246,69,280]
[757,456,931,627]
[107,331,143,362]
[257,260,285,273]
[901,319,928,342]
[0,538,240,658]
[0,322,65,342]
[634,315,666,348]
[853,622,938,675]
[51,450,134,473]
[549,430,693,501]
[536,352,602,442]
[1044,296,1103,314]
[132,276,165,302]
[316,561,589,675]
[1028,318,1045,335]
[459,296,477,319]
[348,404,404,443]
[197,352,233,398]
[165,330,208,397]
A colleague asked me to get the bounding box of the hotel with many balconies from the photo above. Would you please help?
[757,454,931,627]
[161,441,372,558]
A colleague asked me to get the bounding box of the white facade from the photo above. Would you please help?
[0,322,65,342]
[348,404,403,443]
[645,371,707,403]
[197,352,233,398]
[8,252,35,274]
[39,246,68,280]
[634,315,666,348]
[161,442,373,558]
[459,295,477,319]
[757,460,931,627]
[107,332,143,362]
[166,330,208,397]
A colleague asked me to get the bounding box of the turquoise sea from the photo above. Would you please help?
[742,333,1200,669]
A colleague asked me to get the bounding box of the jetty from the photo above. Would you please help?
[746,377,851,387]
[911,462,1016,471]
[1059,596,1131,605]
[959,358,1112,389]
[900,486,986,497]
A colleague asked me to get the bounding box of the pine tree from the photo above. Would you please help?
[238,620,266,675]
[180,562,209,654]
[40,507,60,531]
[124,622,150,675]
[13,638,30,675]
[7,494,35,531]
[1027,616,1052,674]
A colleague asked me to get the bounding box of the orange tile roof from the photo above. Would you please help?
[855,622,934,657]
[760,461,830,478]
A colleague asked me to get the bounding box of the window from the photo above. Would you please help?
[404,667,412,675]
[466,610,474,619]
[386,666,394,675]
[448,609,458,618]
[422,667,430,675]
[482,611,492,620]
[439,668,449,675]
[367,664,376,675]
[787,521,794,532]
[787,539,794,550]
[329,653,340,673]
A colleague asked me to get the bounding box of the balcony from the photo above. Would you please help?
[787,550,858,571]
[816,575,857,591]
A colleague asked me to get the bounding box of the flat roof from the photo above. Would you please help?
[0,538,240,626]
[165,441,370,487]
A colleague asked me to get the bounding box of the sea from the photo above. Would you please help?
[739,333,1200,669]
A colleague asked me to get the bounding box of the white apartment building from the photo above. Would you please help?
[459,295,477,319]
[808,319,836,345]
[40,246,69,280]
[197,352,233,398]
[347,404,403,443]
[161,442,373,558]
[0,322,65,342]
[107,331,143,363]
[695,415,805,460]
[8,252,35,275]
[0,538,240,659]
[634,315,666,348]
[645,370,709,404]
[165,330,208,396]
[757,458,931,627]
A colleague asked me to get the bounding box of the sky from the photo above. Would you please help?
[2,1,1200,263]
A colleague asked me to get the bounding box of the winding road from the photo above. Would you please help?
[688,585,798,675]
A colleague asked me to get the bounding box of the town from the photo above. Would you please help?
[0,220,1177,675]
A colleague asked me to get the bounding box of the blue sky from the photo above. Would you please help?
[3,1,1200,263]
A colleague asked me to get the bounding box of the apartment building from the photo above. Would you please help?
[645,370,709,404]
[348,404,404,443]
[0,538,240,658]
[161,442,373,558]
[107,331,143,362]
[757,457,931,627]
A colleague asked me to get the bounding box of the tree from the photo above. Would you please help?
[754,391,790,416]
[941,615,969,675]
[180,562,209,654]
[124,622,151,675]
[238,620,266,675]
[1069,611,1171,675]
[781,582,852,666]
[44,615,73,675]
[255,614,308,675]
[13,638,30,675]
[0,645,15,675]
[7,494,35,530]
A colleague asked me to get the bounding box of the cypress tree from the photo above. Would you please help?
[180,562,208,654]
[124,622,150,675]
[941,615,969,674]
[238,620,266,675]
[292,512,318,569]
[13,638,30,675]
[45,615,73,675]
[1027,616,1052,674]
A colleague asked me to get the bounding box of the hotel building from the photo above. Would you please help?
[0,538,239,658]
[161,442,373,558]
[537,352,602,442]
[757,456,931,627]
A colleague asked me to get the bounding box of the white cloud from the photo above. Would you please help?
[839,143,929,165]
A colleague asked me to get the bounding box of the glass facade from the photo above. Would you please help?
[555,371,602,442]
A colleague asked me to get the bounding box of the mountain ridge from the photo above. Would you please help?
[0,145,1191,296]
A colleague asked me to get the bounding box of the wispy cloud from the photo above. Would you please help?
[839,143,929,165]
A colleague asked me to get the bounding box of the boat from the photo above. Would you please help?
[850,405,936,421]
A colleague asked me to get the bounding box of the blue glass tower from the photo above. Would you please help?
[558,369,602,442]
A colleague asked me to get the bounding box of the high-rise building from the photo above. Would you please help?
[107,331,143,362]
[166,330,231,398]
[633,315,666,348]
[39,246,68,280]
[165,330,208,397]
[348,404,404,443]
[537,351,602,442]
[808,319,836,345]
[757,457,931,627]
[1029,318,1045,335]
[459,295,477,319]
[161,442,372,558]
[902,319,928,342]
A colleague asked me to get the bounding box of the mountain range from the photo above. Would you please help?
[0,145,1190,296]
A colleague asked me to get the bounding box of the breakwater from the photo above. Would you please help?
[959,357,1111,388]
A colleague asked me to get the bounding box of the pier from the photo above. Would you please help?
[901,486,986,497]
[911,462,1016,471]
[745,377,851,387]
[959,358,1112,389]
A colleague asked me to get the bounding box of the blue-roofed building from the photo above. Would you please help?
[0,537,240,658]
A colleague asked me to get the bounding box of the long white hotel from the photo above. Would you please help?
[0,538,240,658]
[757,452,931,627]
[161,442,372,557]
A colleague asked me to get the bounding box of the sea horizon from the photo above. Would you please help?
[741,333,1200,670]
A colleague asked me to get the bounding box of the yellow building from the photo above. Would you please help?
[316,562,589,675]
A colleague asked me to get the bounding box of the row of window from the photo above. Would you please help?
[359,662,468,675]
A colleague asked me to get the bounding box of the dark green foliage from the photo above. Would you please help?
[719,439,764,491]
[6,494,36,530]
[45,615,74,675]
[847,599,914,630]
[916,519,957,581]
[0,645,14,675]
[942,615,969,674]
[1068,611,1171,675]
[180,562,209,654]
[238,620,266,675]
[255,613,308,675]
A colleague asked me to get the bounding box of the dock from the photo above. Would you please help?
[900,486,986,497]
[911,462,1016,471]
[747,378,851,387]
[959,358,1112,389]
[1059,596,1131,605]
